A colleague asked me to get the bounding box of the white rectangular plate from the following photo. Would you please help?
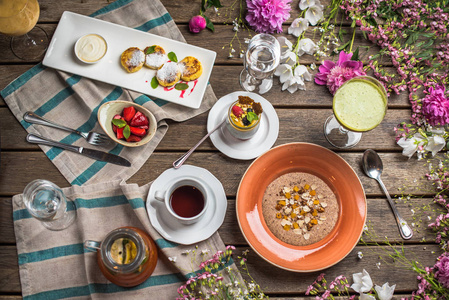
[43,11,216,109]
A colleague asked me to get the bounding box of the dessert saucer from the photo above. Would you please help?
[207,91,279,160]
[146,165,227,245]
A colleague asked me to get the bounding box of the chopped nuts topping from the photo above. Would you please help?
[273,182,329,240]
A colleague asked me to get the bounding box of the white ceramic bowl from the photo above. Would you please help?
[97,100,157,147]
[74,33,108,64]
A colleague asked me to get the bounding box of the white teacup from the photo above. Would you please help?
[154,178,209,225]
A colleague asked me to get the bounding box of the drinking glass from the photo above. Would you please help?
[23,179,76,230]
[0,0,48,60]
[240,34,280,94]
[324,76,388,148]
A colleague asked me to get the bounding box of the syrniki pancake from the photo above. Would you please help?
[144,45,167,69]
[156,62,181,87]
[179,56,203,81]
[120,47,145,73]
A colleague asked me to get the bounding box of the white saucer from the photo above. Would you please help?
[146,165,227,245]
[207,91,279,160]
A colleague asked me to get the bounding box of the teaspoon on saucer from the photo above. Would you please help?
[362,149,413,240]
[173,118,226,169]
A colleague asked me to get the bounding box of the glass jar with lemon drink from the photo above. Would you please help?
[324,76,388,148]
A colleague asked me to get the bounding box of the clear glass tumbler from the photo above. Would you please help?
[22,179,76,230]
[240,34,281,94]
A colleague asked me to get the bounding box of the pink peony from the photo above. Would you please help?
[421,85,449,126]
[246,0,292,34]
[315,51,366,95]
[189,15,207,33]
[434,253,449,288]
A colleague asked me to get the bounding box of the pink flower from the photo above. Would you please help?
[189,15,207,33]
[421,85,449,126]
[246,0,292,33]
[434,253,449,288]
[315,51,366,95]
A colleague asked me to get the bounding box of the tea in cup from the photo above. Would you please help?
[154,178,208,225]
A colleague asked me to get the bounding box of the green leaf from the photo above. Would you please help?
[167,52,178,63]
[145,46,156,55]
[337,40,351,51]
[246,112,258,122]
[123,125,130,139]
[151,76,158,89]
[112,119,127,128]
[204,15,214,32]
[207,0,223,8]
[352,47,360,61]
[405,32,419,45]
[175,83,189,90]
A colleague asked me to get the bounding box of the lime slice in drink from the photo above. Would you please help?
[333,78,387,132]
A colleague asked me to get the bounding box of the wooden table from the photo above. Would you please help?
[0,1,442,298]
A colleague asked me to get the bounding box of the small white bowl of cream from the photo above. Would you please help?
[74,34,107,64]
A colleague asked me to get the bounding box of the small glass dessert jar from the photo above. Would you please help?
[84,227,158,287]
[226,95,263,140]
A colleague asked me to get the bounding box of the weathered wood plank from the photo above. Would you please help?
[0,196,439,245]
[0,152,434,197]
[0,244,441,293]
[0,107,410,150]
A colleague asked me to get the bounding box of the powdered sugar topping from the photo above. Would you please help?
[145,52,167,69]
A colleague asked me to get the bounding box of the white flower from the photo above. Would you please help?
[288,18,309,37]
[351,269,373,294]
[277,37,293,61]
[397,133,425,158]
[425,135,445,156]
[275,64,293,84]
[375,283,396,300]
[377,262,381,269]
[168,256,177,262]
[296,38,318,56]
[299,0,322,10]
[360,294,376,300]
[357,251,363,259]
[305,3,324,25]
[281,51,297,66]
[294,64,312,82]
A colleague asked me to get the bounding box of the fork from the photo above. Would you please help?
[23,111,112,146]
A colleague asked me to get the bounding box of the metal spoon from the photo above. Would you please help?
[173,118,226,169]
[362,149,413,240]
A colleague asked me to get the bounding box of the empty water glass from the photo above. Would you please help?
[23,179,76,231]
[240,34,281,94]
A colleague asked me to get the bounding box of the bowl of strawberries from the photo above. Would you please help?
[98,100,157,147]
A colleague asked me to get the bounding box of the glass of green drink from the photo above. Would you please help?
[324,76,388,148]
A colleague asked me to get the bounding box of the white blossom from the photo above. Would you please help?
[397,133,425,158]
[351,269,373,294]
[288,18,309,37]
[375,283,396,300]
[277,36,293,59]
[425,135,445,156]
[299,0,322,10]
[305,3,324,25]
[296,38,318,56]
[281,51,297,66]
[274,64,293,84]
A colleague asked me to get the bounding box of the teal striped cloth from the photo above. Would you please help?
[1,0,217,186]
[12,179,234,299]
[2,0,241,298]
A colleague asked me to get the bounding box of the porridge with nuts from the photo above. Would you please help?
[262,172,339,246]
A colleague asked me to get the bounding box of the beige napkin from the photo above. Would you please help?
[0,0,217,186]
[13,179,239,299]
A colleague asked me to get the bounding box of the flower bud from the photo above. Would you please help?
[189,15,206,33]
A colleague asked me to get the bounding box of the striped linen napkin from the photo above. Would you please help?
[0,0,217,186]
[13,179,240,299]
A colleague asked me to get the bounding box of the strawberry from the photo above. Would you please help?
[130,111,149,127]
[112,125,117,133]
[139,125,149,130]
[113,114,122,119]
[231,105,244,117]
[116,127,124,140]
[126,135,142,142]
[129,126,147,137]
[123,106,136,122]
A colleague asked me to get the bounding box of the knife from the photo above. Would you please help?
[26,134,131,167]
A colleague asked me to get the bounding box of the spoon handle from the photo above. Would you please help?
[173,118,226,169]
[377,178,413,240]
